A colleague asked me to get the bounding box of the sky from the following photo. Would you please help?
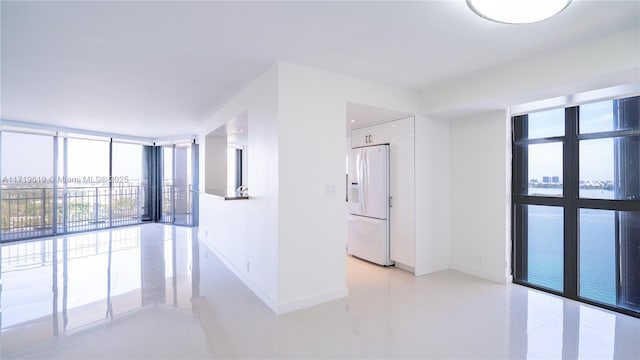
[526,100,618,183]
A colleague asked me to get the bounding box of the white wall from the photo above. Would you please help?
[448,110,511,283]
[276,64,349,311]
[198,64,280,309]
[415,115,451,276]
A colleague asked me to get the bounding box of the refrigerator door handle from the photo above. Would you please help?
[359,149,365,213]
[362,149,368,214]
[355,150,362,211]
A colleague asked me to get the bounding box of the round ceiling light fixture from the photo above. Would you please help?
[467,0,572,24]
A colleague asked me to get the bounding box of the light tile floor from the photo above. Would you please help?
[1,224,638,359]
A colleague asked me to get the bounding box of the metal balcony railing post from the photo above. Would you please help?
[136,186,141,219]
[63,190,68,234]
[94,187,99,224]
[41,188,46,231]
[170,184,175,223]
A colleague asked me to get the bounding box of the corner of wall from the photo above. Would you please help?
[197,62,281,313]
[449,261,511,284]
[198,231,281,313]
[275,287,349,315]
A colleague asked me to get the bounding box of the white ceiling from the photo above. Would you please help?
[346,103,413,133]
[1,1,638,138]
[208,110,248,138]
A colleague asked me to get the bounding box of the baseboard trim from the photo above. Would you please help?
[414,264,449,277]
[449,261,510,284]
[276,287,349,315]
[394,261,415,274]
[198,233,280,314]
[198,233,349,315]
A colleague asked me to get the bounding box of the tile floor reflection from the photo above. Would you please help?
[1,224,639,359]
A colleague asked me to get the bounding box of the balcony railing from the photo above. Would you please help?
[1,182,194,241]
[1,185,143,241]
[161,183,192,223]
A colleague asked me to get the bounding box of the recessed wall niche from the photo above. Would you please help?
[204,111,248,198]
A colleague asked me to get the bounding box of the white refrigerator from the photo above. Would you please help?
[347,144,393,266]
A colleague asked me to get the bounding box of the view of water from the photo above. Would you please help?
[579,209,616,305]
[526,189,616,305]
[527,205,564,292]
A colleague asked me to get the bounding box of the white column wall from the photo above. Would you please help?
[449,110,511,283]
[198,65,280,309]
[415,115,451,276]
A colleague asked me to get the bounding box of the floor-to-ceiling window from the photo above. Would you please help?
[65,137,111,232]
[159,143,198,226]
[1,132,55,240]
[111,142,144,227]
[0,125,200,242]
[162,146,174,223]
[513,95,640,317]
[174,144,193,226]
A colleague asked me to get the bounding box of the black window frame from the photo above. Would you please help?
[512,96,640,318]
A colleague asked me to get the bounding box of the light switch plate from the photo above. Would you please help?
[326,184,336,195]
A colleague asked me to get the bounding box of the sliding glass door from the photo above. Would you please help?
[111,142,144,227]
[173,144,192,226]
[162,146,174,223]
[160,143,197,226]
